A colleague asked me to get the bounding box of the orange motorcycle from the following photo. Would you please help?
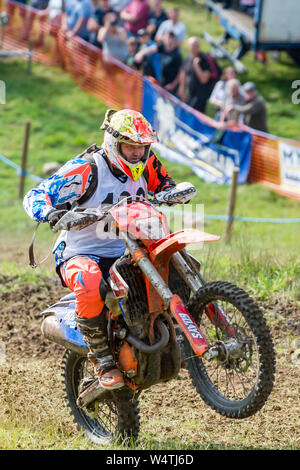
[41,195,275,445]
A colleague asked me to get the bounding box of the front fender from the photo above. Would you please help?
[149,228,220,264]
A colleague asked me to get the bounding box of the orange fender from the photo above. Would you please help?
[150,228,220,263]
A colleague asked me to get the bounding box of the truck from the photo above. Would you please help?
[204,0,300,71]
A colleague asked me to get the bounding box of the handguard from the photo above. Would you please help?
[154,182,197,205]
[52,208,106,232]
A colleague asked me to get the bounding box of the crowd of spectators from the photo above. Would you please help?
[208,66,268,132]
[17,0,267,131]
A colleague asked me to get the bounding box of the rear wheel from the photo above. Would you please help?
[184,281,275,418]
[61,350,140,445]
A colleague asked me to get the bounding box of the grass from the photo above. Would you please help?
[0,4,299,451]
[0,56,300,301]
[0,1,299,299]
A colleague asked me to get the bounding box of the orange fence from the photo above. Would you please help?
[1,0,143,110]
[1,0,300,200]
[247,131,300,201]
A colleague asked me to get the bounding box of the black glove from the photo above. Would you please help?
[46,209,68,229]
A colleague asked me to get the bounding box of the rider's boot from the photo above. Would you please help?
[76,312,124,390]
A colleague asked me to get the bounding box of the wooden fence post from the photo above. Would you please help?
[225,167,239,244]
[19,119,31,199]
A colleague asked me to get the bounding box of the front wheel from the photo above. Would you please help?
[184,281,276,419]
[61,350,140,445]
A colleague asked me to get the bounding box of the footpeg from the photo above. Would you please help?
[77,378,110,408]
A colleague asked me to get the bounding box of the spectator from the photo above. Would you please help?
[227,81,268,132]
[125,36,140,68]
[97,12,128,62]
[22,0,64,47]
[158,32,182,95]
[20,0,49,43]
[178,36,214,113]
[39,0,63,27]
[155,7,186,45]
[87,0,115,47]
[209,66,236,120]
[137,28,161,80]
[135,31,182,95]
[62,0,93,41]
[33,0,64,47]
[220,78,245,123]
[120,0,150,37]
[147,0,168,40]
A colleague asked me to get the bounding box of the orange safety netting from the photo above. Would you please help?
[248,131,300,201]
[1,0,300,200]
[1,0,143,110]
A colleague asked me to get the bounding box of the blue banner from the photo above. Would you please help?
[142,78,252,184]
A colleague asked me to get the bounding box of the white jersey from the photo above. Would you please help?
[55,151,147,262]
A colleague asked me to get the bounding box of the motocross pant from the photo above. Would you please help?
[60,255,118,325]
[60,255,125,389]
[60,254,118,351]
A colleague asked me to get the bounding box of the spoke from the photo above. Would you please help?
[235,369,252,396]
[97,401,117,433]
[198,298,261,401]
[77,359,118,435]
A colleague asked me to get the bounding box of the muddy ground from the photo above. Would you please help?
[0,275,299,450]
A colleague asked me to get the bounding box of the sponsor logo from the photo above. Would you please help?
[178,312,203,339]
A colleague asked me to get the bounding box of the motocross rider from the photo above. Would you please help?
[23,108,195,391]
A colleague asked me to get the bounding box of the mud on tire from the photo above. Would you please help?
[184,281,276,419]
[61,350,140,445]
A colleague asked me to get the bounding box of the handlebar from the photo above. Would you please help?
[51,207,109,232]
[51,199,167,232]
[51,183,197,232]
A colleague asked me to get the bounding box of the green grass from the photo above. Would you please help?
[0,59,300,300]
[0,28,300,450]
[0,1,300,301]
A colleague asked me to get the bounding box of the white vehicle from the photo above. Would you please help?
[205,0,300,69]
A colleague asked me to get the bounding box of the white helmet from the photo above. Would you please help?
[101,108,159,181]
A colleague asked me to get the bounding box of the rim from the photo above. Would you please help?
[190,300,260,401]
[72,356,119,438]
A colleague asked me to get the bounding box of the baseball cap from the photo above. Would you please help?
[243,81,257,92]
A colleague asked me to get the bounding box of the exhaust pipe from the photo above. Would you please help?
[41,315,170,410]
[126,319,169,354]
[78,320,170,409]
[41,315,88,356]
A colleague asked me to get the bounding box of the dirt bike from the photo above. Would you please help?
[40,193,276,445]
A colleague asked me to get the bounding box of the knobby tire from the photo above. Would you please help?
[61,350,140,445]
[184,281,276,418]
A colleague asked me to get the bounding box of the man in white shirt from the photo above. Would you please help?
[155,7,186,45]
[209,66,236,120]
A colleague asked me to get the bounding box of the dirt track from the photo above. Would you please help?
[0,275,299,449]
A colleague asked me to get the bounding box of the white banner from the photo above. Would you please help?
[279,141,300,192]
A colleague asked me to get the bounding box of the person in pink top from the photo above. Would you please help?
[120,0,150,36]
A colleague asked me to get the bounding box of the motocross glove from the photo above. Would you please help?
[154,182,197,205]
[46,209,68,229]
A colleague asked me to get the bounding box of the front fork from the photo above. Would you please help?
[122,235,232,360]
